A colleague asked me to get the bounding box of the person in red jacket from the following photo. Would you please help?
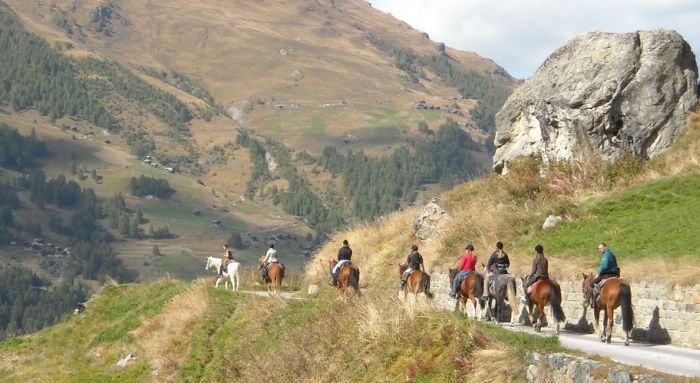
[449,244,477,298]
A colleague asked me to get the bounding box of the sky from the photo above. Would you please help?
[371,0,700,79]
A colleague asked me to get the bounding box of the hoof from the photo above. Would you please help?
[624,341,630,346]
[606,338,611,344]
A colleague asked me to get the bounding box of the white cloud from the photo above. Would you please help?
[371,0,700,78]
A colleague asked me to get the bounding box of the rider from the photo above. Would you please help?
[483,241,510,298]
[522,244,549,305]
[449,244,477,298]
[219,244,234,276]
[591,242,620,298]
[259,243,278,280]
[400,244,424,291]
[331,239,352,286]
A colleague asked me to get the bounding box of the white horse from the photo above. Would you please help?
[205,256,240,292]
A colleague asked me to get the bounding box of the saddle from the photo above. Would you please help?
[596,276,617,290]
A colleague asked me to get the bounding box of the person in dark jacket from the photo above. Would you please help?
[483,241,510,298]
[331,239,353,286]
[591,243,620,296]
[522,244,549,305]
[400,244,424,291]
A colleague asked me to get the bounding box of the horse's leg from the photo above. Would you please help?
[215,277,221,288]
[601,308,608,342]
[606,306,614,343]
[535,302,544,331]
[235,269,240,292]
[593,305,601,340]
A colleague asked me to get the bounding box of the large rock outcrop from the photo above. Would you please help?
[493,30,698,174]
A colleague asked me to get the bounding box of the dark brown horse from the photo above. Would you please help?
[582,274,634,345]
[520,277,566,334]
[448,268,484,319]
[259,257,284,297]
[329,260,360,298]
[399,264,433,300]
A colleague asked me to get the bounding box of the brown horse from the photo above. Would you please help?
[520,277,566,334]
[582,274,634,345]
[448,268,484,319]
[259,257,284,297]
[329,260,360,298]
[399,264,434,300]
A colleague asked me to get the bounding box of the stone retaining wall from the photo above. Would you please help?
[426,269,700,348]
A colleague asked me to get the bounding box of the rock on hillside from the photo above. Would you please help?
[493,30,698,174]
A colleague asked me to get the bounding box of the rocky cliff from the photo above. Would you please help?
[493,30,698,174]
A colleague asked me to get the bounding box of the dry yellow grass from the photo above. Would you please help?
[133,279,210,381]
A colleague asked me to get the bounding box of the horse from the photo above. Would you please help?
[582,273,634,345]
[520,276,566,334]
[205,256,240,291]
[259,256,284,297]
[399,264,433,301]
[448,268,483,319]
[329,260,360,299]
[484,272,519,325]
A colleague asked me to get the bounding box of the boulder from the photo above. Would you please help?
[493,30,698,174]
[117,353,136,368]
[542,215,564,230]
[307,284,319,296]
[412,198,448,240]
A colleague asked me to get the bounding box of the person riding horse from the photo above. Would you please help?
[219,244,235,276]
[400,244,424,291]
[483,241,510,298]
[522,244,548,306]
[591,242,620,300]
[449,244,477,298]
[259,243,279,281]
[331,239,352,286]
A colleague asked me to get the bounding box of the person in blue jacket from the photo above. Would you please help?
[591,242,620,294]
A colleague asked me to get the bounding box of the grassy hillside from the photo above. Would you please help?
[306,108,700,287]
[0,279,563,382]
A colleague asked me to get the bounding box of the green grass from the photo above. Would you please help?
[539,172,700,259]
[0,166,21,182]
[0,280,185,382]
[0,278,565,382]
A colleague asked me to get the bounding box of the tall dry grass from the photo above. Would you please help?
[133,279,210,381]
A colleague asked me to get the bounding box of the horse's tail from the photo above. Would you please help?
[475,273,484,305]
[349,267,361,294]
[619,282,634,333]
[507,277,519,318]
[549,281,566,323]
[420,273,433,299]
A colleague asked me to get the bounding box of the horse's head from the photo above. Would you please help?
[398,263,408,275]
[258,255,265,269]
[519,274,527,288]
[328,260,337,272]
[448,268,458,283]
[205,256,212,271]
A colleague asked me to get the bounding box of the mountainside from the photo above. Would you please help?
[2,113,698,381]
[0,0,516,340]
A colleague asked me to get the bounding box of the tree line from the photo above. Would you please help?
[0,4,114,128]
[0,124,48,171]
[129,175,175,199]
[320,120,483,220]
[0,266,89,340]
